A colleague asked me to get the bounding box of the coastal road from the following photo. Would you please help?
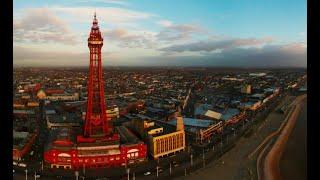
[279,97,307,180]
[179,96,294,180]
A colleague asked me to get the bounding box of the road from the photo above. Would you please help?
[279,98,307,180]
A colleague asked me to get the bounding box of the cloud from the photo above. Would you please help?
[159,37,274,52]
[13,42,307,68]
[13,46,118,66]
[157,20,173,27]
[13,8,77,45]
[156,23,205,42]
[76,0,129,6]
[103,28,157,48]
[50,7,154,25]
[137,43,306,67]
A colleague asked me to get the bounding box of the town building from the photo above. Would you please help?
[13,130,38,161]
[129,115,185,159]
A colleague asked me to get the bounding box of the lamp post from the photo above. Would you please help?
[202,148,205,168]
[126,168,130,180]
[190,154,193,167]
[133,172,135,180]
[169,162,172,175]
[75,171,79,180]
[226,134,229,144]
[156,166,159,178]
[25,169,28,180]
[40,161,43,171]
[82,163,86,175]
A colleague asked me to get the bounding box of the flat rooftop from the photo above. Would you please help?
[47,113,82,123]
[168,118,214,128]
[116,126,142,145]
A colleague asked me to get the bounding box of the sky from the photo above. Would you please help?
[13,0,307,67]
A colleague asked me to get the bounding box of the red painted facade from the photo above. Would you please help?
[44,143,147,169]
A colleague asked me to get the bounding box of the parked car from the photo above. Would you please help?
[144,172,151,176]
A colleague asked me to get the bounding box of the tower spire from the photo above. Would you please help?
[92,11,98,26]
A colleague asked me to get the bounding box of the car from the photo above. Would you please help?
[172,161,179,167]
[158,168,163,173]
[144,172,151,176]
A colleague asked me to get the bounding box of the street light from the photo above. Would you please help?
[126,168,130,180]
[75,171,79,180]
[25,169,28,180]
[226,134,229,144]
[34,171,39,180]
[41,161,44,171]
[156,166,159,178]
[82,163,86,175]
[202,148,205,168]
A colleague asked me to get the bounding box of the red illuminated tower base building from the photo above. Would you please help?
[44,14,147,169]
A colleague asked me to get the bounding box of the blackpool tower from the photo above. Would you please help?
[84,13,111,138]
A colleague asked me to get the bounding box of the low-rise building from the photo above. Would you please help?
[13,130,38,161]
[45,93,79,101]
[130,116,185,159]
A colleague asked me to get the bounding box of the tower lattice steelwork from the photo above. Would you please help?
[84,13,110,137]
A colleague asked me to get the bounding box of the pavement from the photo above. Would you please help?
[263,94,306,180]
[279,97,307,180]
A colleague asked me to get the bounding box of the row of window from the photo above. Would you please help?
[155,133,184,154]
[55,152,140,164]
